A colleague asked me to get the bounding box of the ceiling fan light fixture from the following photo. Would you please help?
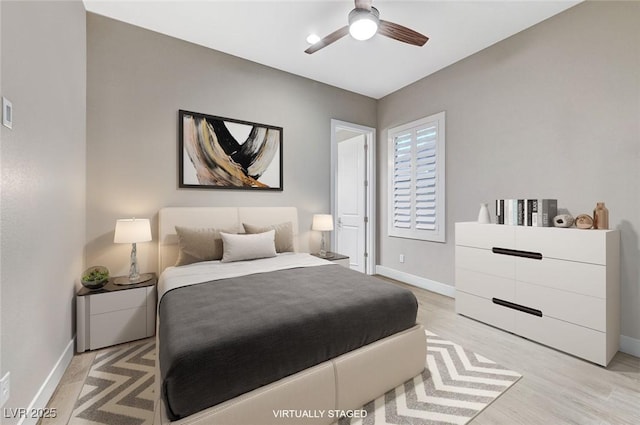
[348,7,379,41]
[304,2,427,55]
[306,33,321,44]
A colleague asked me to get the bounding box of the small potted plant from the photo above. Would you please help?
[81,266,109,290]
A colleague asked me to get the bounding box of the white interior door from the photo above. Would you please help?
[336,135,366,272]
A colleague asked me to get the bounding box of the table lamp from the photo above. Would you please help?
[312,214,334,258]
[113,218,152,285]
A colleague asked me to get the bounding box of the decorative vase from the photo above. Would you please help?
[477,203,491,224]
[575,214,594,230]
[593,202,609,230]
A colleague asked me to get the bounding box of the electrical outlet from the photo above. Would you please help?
[399,254,405,263]
[0,372,10,407]
[2,97,13,129]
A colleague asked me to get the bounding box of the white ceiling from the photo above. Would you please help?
[83,0,580,99]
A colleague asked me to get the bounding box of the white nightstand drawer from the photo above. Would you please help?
[90,287,147,315]
[89,306,147,350]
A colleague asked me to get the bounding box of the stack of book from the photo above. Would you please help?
[495,199,557,227]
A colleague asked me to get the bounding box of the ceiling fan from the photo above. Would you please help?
[305,0,429,54]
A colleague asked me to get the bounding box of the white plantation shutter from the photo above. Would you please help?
[392,131,412,229]
[388,112,445,242]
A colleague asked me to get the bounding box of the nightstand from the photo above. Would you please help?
[76,274,157,352]
[311,252,350,268]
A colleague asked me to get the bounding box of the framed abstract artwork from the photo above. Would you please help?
[179,110,283,190]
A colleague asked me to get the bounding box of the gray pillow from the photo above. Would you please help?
[174,226,229,266]
[243,221,294,253]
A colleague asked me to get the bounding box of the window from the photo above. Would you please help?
[387,112,445,242]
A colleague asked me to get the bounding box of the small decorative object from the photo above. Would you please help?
[81,266,109,290]
[553,214,574,228]
[179,110,283,190]
[593,202,609,230]
[477,203,491,224]
[312,214,334,257]
[575,214,594,229]
[113,218,153,285]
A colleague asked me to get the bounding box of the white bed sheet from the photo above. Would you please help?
[158,252,334,300]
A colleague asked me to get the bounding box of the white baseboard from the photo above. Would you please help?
[620,334,640,358]
[17,337,75,425]
[376,265,455,298]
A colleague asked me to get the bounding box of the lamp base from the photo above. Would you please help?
[114,273,154,285]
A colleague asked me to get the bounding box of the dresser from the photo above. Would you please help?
[76,275,157,352]
[455,222,620,366]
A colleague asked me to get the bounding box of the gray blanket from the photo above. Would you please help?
[159,264,418,420]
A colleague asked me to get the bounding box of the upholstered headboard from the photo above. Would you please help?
[157,207,300,274]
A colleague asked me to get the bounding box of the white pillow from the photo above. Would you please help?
[220,230,277,263]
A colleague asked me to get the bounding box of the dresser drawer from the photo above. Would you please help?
[455,222,515,250]
[456,245,515,279]
[89,287,147,315]
[456,268,515,301]
[456,291,515,332]
[515,257,606,298]
[515,226,614,265]
[515,311,607,365]
[515,281,606,331]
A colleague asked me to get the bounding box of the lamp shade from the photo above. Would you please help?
[312,214,334,231]
[114,218,152,244]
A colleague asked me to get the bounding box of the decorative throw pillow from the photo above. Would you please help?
[174,226,227,266]
[242,221,294,253]
[220,230,277,263]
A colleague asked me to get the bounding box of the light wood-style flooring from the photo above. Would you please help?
[391,279,640,425]
[42,279,640,424]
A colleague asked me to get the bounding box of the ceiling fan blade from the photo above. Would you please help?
[378,20,429,46]
[354,0,372,10]
[305,26,349,54]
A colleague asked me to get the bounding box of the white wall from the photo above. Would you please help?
[0,1,86,422]
[0,0,3,385]
[85,14,377,275]
[377,2,640,344]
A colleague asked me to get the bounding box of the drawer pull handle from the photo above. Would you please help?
[492,298,543,317]
[492,247,542,260]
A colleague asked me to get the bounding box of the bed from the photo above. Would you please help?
[153,207,426,425]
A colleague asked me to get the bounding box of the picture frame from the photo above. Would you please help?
[179,110,283,190]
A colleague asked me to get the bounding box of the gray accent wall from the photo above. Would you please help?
[0,0,3,387]
[86,14,377,276]
[1,1,86,422]
[377,2,640,342]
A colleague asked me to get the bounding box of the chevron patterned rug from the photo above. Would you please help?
[69,340,155,425]
[69,331,520,425]
[339,330,522,425]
